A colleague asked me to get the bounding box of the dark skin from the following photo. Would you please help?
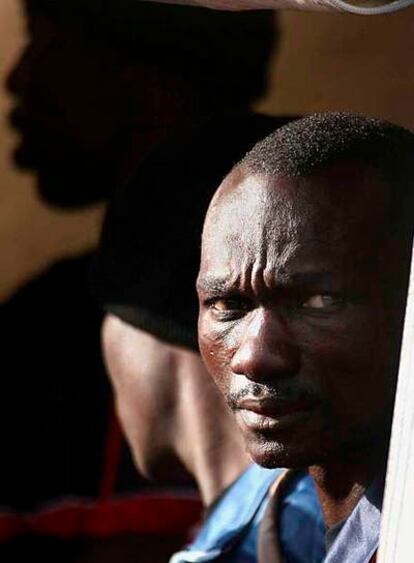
[197,162,408,527]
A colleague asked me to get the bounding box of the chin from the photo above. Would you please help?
[245,435,319,470]
[37,169,110,208]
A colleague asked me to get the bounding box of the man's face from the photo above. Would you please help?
[197,163,406,469]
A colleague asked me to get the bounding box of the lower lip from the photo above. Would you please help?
[237,408,311,433]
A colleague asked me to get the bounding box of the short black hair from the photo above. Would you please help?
[241,112,414,230]
[25,0,276,110]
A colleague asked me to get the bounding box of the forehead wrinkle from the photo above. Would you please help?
[250,262,267,295]
[205,168,393,299]
[240,260,253,294]
[263,240,301,289]
[257,190,304,289]
[227,266,242,293]
[203,170,316,292]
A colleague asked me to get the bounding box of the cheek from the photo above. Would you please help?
[298,311,394,421]
[199,318,234,395]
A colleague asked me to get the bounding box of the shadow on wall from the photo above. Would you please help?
[0,0,105,302]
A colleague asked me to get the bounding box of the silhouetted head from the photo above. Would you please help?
[198,112,414,469]
[7,0,276,207]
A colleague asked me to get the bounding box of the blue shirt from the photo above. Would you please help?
[324,477,382,563]
[170,464,325,563]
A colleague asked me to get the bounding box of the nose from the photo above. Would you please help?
[6,44,36,98]
[6,51,26,97]
[230,308,300,383]
[6,18,56,97]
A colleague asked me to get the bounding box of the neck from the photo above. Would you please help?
[173,351,250,506]
[186,428,250,507]
[309,442,387,528]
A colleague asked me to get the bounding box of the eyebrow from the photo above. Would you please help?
[196,276,233,295]
[197,270,340,295]
[285,270,340,288]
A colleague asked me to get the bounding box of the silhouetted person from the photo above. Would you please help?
[2,1,276,561]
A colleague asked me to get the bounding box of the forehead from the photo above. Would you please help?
[200,163,390,279]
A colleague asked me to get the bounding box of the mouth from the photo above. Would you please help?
[235,397,316,433]
[9,105,66,138]
[9,105,36,135]
[9,105,74,168]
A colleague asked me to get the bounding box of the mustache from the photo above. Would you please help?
[226,382,321,410]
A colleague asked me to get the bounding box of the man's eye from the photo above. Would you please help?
[211,299,245,312]
[207,298,249,319]
[301,294,343,310]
